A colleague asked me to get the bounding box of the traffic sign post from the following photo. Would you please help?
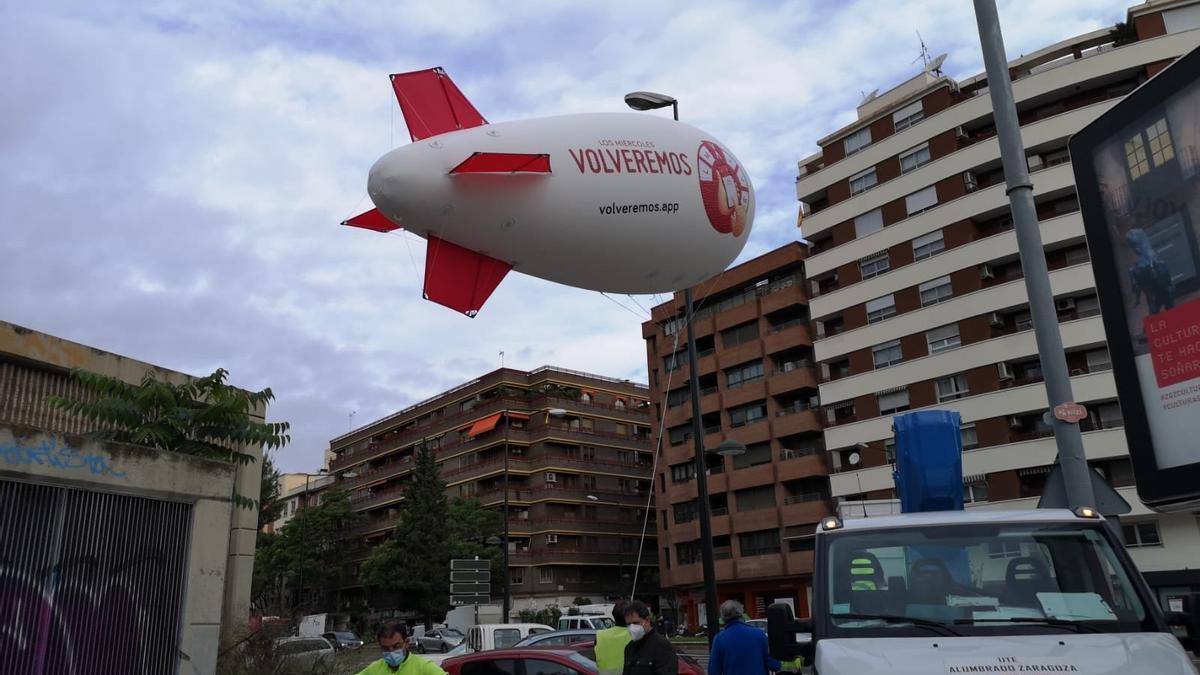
[449,559,491,607]
[451,594,491,606]
[450,571,490,582]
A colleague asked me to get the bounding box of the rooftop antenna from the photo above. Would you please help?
[914,30,931,69]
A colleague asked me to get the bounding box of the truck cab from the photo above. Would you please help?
[769,508,1200,674]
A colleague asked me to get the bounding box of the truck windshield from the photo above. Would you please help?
[824,522,1151,636]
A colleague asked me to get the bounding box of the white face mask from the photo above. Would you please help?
[628,623,647,641]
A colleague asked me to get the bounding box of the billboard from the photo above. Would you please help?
[1071,45,1200,511]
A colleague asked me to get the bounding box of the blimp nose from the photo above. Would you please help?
[367,148,411,216]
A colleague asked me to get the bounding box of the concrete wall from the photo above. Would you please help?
[0,320,267,673]
[0,425,236,674]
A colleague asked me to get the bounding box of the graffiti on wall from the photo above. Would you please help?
[0,438,126,477]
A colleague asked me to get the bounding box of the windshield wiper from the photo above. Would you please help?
[830,613,960,636]
[953,616,1104,633]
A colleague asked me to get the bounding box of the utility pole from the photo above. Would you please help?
[973,0,1097,509]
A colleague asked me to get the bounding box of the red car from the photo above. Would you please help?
[444,642,703,675]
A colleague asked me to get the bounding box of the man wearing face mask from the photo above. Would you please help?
[356,622,448,675]
[622,600,677,675]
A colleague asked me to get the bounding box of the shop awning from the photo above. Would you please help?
[506,411,531,421]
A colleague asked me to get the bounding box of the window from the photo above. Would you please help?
[936,374,969,402]
[865,295,896,324]
[963,482,989,504]
[877,389,910,415]
[1094,401,1124,429]
[899,143,931,173]
[668,425,690,446]
[670,462,695,483]
[673,500,698,524]
[892,100,924,131]
[729,402,767,427]
[721,321,760,348]
[1086,348,1112,372]
[664,351,687,371]
[884,438,896,463]
[464,660,517,675]
[844,127,872,155]
[849,167,878,195]
[735,485,777,512]
[538,568,554,584]
[961,424,979,450]
[1122,521,1162,547]
[854,209,884,238]
[733,442,773,469]
[1125,118,1175,180]
[510,569,524,585]
[912,230,945,260]
[739,529,781,556]
[927,324,961,353]
[860,251,890,279]
[1077,295,1101,317]
[872,340,903,369]
[904,186,938,216]
[1014,311,1034,331]
[918,275,953,306]
[726,361,764,387]
[676,540,700,565]
[522,659,581,675]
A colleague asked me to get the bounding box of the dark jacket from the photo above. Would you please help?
[622,628,677,675]
[708,620,781,675]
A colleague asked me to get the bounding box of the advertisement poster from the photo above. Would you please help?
[1089,72,1200,471]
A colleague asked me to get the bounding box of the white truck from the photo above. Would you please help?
[297,613,332,638]
[768,508,1200,674]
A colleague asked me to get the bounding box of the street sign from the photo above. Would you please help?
[451,570,490,582]
[451,594,490,606]
[1053,403,1088,424]
[451,559,490,571]
[451,582,491,594]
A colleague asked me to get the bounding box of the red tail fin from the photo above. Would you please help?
[390,67,487,142]
[341,208,400,232]
[423,236,510,317]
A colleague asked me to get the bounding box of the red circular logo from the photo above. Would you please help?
[697,140,750,236]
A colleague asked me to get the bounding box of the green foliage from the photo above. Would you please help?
[252,490,362,615]
[217,632,360,675]
[447,497,503,562]
[572,597,591,607]
[258,452,285,530]
[517,605,562,627]
[360,446,451,626]
[47,367,290,470]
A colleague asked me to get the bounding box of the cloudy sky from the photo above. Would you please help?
[1,0,1134,472]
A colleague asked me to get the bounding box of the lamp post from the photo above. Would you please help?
[625,86,732,645]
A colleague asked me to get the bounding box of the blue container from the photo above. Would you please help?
[892,410,964,513]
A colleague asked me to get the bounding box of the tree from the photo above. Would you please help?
[252,489,361,615]
[258,452,284,530]
[360,446,450,626]
[48,367,290,507]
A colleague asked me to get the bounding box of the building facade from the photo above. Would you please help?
[642,243,827,628]
[795,0,1200,605]
[327,366,657,613]
[262,472,333,534]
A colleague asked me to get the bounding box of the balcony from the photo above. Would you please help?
[542,424,651,451]
[717,341,764,369]
[714,300,762,332]
[730,508,781,532]
[785,550,815,576]
[764,323,811,356]
[729,462,776,491]
[768,367,818,396]
[771,409,821,437]
[508,549,643,565]
[535,518,654,535]
[760,284,806,315]
[777,451,829,482]
[781,497,833,526]
[722,378,768,409]
[476,485,648,507]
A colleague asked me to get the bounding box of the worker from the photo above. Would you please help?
[596,599,632,675]
[356,621,448,675]
[622,600,677,675]
[707,600,779,675]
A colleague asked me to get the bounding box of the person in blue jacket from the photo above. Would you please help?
[708,600,780,675]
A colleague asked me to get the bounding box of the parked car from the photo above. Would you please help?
[557,615,613,631]
[513,629,597,647]
[415,626,467,653]
[322,630,365,650]
[444,648,596,675]
[465,623,554,651]
[552,640,702,675]
[273,636,335,668]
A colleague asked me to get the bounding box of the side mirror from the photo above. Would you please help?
[767,602,813,663]
[1166,593,1200,654]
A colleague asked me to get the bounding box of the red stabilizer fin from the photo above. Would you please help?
[390,67,488,142]
[423,236,511,317]
[341,208,400,233]
[450,152,552,174]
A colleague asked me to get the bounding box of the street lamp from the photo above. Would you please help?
[625,88,719,646]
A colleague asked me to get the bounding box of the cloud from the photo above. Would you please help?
[0,0,1133,471]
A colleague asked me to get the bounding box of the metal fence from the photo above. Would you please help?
[0,478,193,675]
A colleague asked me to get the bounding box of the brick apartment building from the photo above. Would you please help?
[326,367,658,613]
[642,243,828,627]
[795,0,1200,604]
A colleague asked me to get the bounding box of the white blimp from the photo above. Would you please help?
[342,67,754,316]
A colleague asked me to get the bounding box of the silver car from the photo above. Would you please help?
[273,636,335,667]
[414,626,466,653]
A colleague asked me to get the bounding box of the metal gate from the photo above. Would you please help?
[0,478,193,675]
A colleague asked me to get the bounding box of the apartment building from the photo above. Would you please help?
[795,0,1200,606]
[327,367,657,612]
[262,472,333,534]
[642,243,827,627]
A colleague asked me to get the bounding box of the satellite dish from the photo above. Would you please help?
[926,53,947,75]
[860,88,880,105]
[848,452,862,466]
